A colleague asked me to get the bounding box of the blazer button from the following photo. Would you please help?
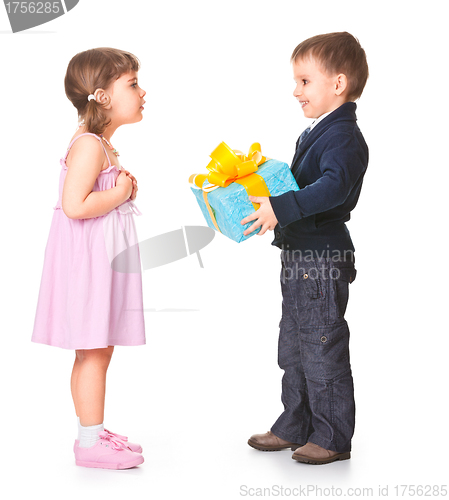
[275,231,281,239]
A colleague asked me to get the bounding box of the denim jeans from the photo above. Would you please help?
[270,250,357,453]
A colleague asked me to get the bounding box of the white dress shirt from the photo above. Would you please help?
[309,111,332,131]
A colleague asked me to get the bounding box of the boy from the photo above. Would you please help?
[241,32,369,465]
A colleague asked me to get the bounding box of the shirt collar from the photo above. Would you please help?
[309,111,332,131]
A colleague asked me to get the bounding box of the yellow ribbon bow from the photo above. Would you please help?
[189,142,271,233]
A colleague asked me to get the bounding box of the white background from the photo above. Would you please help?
[1,1,448,498]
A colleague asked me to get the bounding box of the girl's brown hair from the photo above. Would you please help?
[64,47,140,135]
[291,32,368,101]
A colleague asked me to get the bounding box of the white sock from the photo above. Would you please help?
[78,421,104,448]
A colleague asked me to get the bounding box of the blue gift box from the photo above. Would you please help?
[191,159,299,243]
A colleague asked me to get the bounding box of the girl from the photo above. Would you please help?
[32,47,147,470]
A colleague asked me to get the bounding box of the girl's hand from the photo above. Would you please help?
[122,169,138,200]
[116,170,133,199]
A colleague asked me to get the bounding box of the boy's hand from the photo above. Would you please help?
[241,196,278,236]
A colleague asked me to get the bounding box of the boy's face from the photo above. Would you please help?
[292,57,346,119]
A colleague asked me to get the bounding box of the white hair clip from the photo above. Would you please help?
[88,94,96,102]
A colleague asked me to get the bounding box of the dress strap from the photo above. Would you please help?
[63,132,112,168]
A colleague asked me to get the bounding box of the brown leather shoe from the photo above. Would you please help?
[248,431,301,451]
[292,442,350,464]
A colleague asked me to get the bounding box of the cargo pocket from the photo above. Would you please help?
[302,270,322,299]
[299,322,351,381]
[294,267,325,314]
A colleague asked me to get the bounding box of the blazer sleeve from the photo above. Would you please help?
[269,132,367,228]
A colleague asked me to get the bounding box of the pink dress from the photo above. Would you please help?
[32,133,146,350]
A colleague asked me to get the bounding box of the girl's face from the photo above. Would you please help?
[106,71,146,126]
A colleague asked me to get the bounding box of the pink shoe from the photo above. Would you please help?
[74,431,144,469]
[104,429,143,454]
[74,429,143,454]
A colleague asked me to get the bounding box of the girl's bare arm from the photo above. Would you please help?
[61,136,133,220]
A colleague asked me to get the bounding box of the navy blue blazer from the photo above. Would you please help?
[269,102,368,254]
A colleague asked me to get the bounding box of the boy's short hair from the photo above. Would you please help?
[291,32,369,101]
